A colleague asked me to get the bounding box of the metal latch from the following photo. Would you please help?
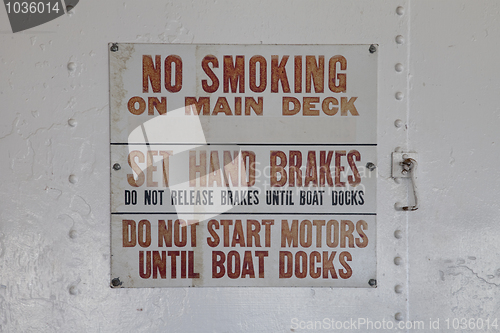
[392,152,418,211]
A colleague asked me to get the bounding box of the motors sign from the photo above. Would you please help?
[109,44,377,287]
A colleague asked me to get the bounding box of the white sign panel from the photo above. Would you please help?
[109,44,377,287]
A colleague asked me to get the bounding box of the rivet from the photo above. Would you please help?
[395,35,405,44]
[369,44,377,54]
[394,119,404,128]
[69,229,77,239]
[395,312,404,321]
[394,230,403,239]
[394,177,402,184]
[113,163,121,171]
[394,285,404,293]
[111,278,122,287]
[67,62,76,71]
[66,5,74,12]
[394,256,403,265]
[395,63,404,72]
[368,279,377,287]
[110,43,119,52]
[366,162,376,171]
[396,6,404,15]
[69,285,78,295]
[69,174,78,184]
[68,118,77,127]
[395,92,404,100]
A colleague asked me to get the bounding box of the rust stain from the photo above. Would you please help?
[110,43,135,138]
[192,219,204,287]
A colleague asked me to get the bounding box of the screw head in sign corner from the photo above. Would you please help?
[368,279,377,288]
[111,277,122,288]
[369,44,377,53]
[113,163,121,171]
[366,162,376,171]
[110,43,119,52]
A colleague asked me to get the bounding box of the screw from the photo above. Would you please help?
[110,43,118,52]
[369,44,377,53]
[366,162,376,171]
[368,279,377,287]
[111,278,122,287]
[66,4,74,12]
[113,163,121,170]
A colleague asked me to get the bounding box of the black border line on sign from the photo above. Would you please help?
[111,143,377,146]
[111,212,377,215]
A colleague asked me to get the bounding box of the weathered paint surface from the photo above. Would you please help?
[408,1,500,327]
[0,0,498,331]
[110,44,378,288]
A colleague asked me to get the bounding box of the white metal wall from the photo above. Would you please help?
[408,0,500,327]
[0,0,497,332]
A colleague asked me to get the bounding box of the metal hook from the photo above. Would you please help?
[392,153,419,211]
[399,158,418,211]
